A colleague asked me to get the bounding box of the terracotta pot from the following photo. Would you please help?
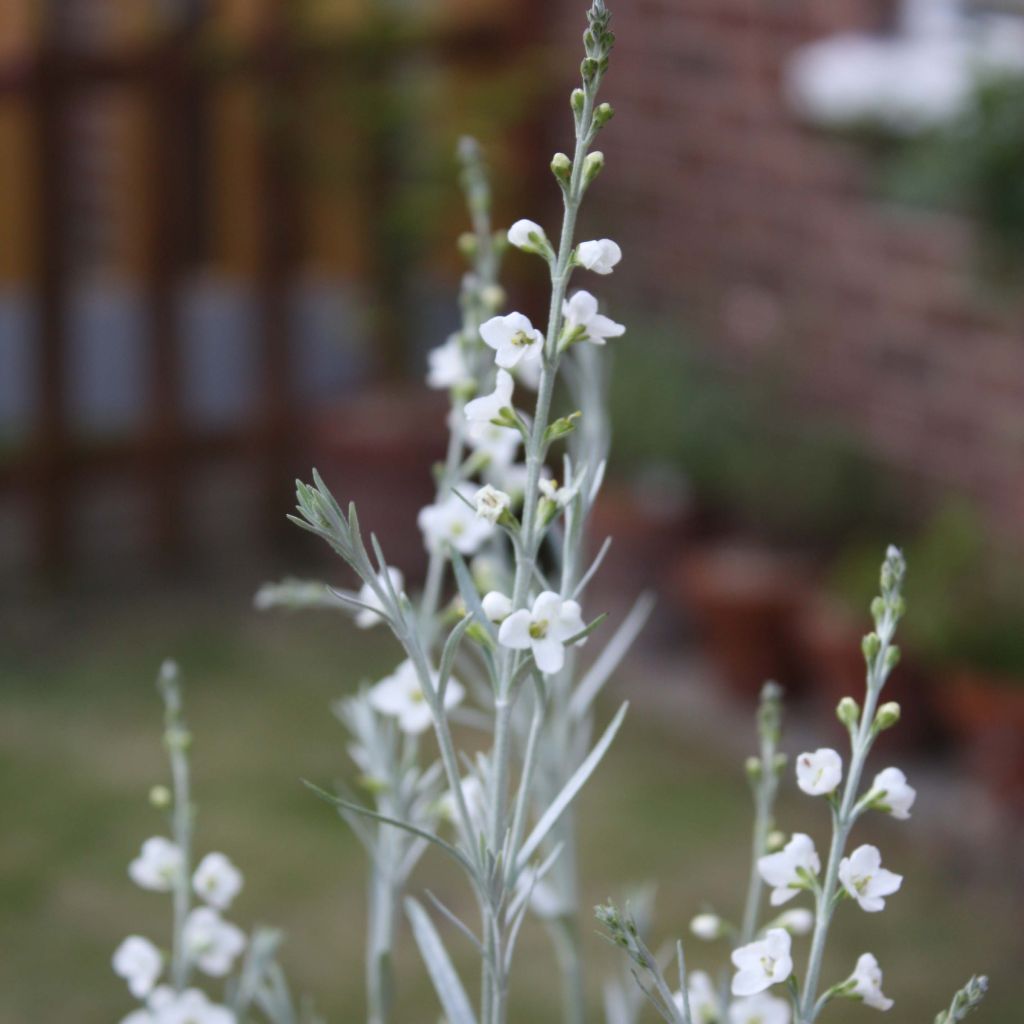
[939,669,1024,810]
[794,592,941,754]
[307,385,449,579]
[672,542,807,703]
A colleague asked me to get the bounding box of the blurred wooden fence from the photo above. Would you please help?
[0,1,547,578]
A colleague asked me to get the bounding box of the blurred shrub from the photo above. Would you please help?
[608,326,903,550]
[884,74,1024,281]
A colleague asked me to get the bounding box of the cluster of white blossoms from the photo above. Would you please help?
[115,842,245,1021]
[367,658,465,735]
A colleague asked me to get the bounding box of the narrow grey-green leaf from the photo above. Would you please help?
[516,701,628,869]
[405,898,479,1024]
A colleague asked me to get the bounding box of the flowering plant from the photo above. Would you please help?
[112,4,988,1023]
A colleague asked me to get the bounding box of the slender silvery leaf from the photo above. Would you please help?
[516,701,628,870]
[405,898,479,1024]
[253,579,339,612]
[449,549,498,641]
[302,781,475,875]
[425,889,486,956]
[573,535,612,599]
[439,615,474,702]
[570,592,654,720]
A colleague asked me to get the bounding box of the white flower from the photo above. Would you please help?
[482,590,513,622]
[498,591,586,674]
[182,907,246,977]
[426,335,472,390]
[773,907,814,935]
[418,492,494,555]
[474,484,511,524]
[796,748,843,796]
[576,238,622,275]
[480,312,544,370]
[355,567,403,629]
[870,767,916,820]
[112,936,163,999]
[562,290,625,346]
[757,833,820,906]
[468,421,520,471]
[192,852,243,910]
[676,969,720,1023]
[848,952,894,1011]
[465,369,514,429]
[129,837,183,892]
[838,845,902,912]
[539,477,579,508]
[367,659,464,735]
[439,775,486,833]
[507,218,548,252]
[731,928,793,996]
[729,992,791,1024]
[690,912,723,941]
[149,986,236,1024]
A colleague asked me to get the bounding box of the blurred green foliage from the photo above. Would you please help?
[884,74,1024,282]
[608,327,903,549]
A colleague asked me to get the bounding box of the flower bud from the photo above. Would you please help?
[457,232,477,258]
[772,752,788,776]
[885,645,901,670]
[766,830,786,853]
[571,88,585,115]
[581,57,600,82]
[836,696,860,729]
[594,102,615,128]
[875,702,901,731]
[870,597,886,624]
[745,756,762,782]
[551,152,572,185]
[583,151,605,185]
[690,913,723,941]
[481,284,506,312]
[149,785,172,809]
[862,632,881,661]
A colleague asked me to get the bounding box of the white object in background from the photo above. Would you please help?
[785,0,1024,134]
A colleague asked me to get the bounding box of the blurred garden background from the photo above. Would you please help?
[1,0,1024,1020]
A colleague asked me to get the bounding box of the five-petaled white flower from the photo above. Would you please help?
[690,912,723,941]
[796,748,843,796]
[729,992,791,1024]
[731,928,793,997]
[355,567,404,629]
[426,335,472,390]
[129,837,183,892]
[182,907,246,977]
[418,493,494,555]
[675,969,720,1023]
[576,238,622,275]
[498,591,586,674]
[507,218,548,253]
[848,952,894,1011]
[465,369,514,430]
[142,986,237,1024]
[562,290,625,346]
[474,484,512,524]
[192,852,243,911]
[838,845,902,912]
[773,907,814,935]
[112,935,163,999]
[480,312,545,370]
[758,832,820,906]
[870,767,916,820]
[368,659,464,735]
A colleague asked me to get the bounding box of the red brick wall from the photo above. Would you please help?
[549,0,1024,540]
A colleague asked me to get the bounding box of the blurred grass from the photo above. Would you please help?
[0,585,1021,1022]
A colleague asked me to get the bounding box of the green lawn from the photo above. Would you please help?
[1,583,1020,1022]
